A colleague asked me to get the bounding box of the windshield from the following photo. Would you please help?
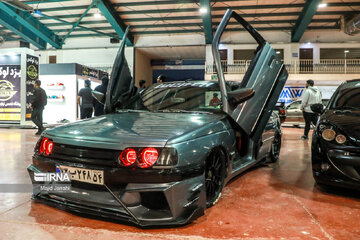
[131,82,224,113]
[330,84,360,109]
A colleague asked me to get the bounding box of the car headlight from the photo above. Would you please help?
[319,124,347,144]
[335,134,347,144]
[322,129,336,141]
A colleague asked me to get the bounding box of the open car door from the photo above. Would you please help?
[105,26,137,113]
[213,9,288,142]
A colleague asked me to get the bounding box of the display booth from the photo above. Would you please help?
[0,48,39,125]
[39,63,107,124]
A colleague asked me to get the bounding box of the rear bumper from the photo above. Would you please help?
[28,161,206,228]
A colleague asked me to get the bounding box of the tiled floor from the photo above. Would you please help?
[0,128,359,240]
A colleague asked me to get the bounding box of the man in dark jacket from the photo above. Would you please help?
[138,80,146,93]
[93,76,108,116]
[31,80,47,135]
[78,80,93,119]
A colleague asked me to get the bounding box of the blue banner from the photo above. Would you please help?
[279,86,305,104]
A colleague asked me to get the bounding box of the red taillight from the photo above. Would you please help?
[45,141,53,156]
[280,109,286,115]
[39,137,53,156]
[120,148,137,166]
[139,148,158,168]
[39,138,48,154]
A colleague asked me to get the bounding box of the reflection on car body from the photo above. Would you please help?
[27,9,288,227]
[312,79,360,190]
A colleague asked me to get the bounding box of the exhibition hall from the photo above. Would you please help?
[0,0,360,239]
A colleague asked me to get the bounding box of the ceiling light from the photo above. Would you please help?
[318,3,327,8]
[276,51,281,54]
[344,50,349,53]
[199,8,207,14]
[94,13,101,18]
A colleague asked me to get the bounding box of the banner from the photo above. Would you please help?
[26,54,39,120]
[76,64,99,79]
[0,65,21,122]
[279,86,305,104]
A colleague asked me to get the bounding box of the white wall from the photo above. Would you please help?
[35,40,135,75]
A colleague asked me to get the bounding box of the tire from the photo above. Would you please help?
[269,132,281,163]
[205,148,226,208]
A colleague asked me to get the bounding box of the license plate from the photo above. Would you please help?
[58,165,104,185]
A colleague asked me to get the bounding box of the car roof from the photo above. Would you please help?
[346,79,360,83]
[339,79,360,89]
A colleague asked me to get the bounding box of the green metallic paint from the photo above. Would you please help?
[0,7,47,49]
[41,13,122,39]
[200,0,213,44]
[94,0,133,46]
[37,11,353,22]
[0,2,62,49]
[33,2,360,13]
[44,112,228,149]
[61,2,96,43]
[291,0,322,42]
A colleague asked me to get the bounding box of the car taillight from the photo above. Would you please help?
[139,148,158,168]
[39,137,54,156]
[39,138,48,154]
[119,148,137,166]
[280,109,286,115]
[45,141,54,156]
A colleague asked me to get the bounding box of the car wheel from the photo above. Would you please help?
[269,132,281,163]
[205,148,226,208]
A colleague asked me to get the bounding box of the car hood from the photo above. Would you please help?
[321,109,360,145]
[44,112,228,148]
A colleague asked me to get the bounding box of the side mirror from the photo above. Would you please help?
[228,88,254,107]
[92,91,105,105]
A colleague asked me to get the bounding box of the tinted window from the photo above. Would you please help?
[139,82,223,113]
[330,84,360,109]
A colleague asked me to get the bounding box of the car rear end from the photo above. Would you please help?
[28,136,206,227]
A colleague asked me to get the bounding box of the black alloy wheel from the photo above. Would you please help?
[205,148,226,207]
[269,132,281,163]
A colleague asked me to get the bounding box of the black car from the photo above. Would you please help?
[312,79,360,189]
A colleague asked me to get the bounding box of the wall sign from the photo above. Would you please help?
[26,54,39,120]
[279,86,305,104]
[0,65,21,122]
[76,65,99,79]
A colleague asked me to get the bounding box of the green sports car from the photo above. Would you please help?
[28,9,288,227]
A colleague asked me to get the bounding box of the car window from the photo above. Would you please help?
[138,82,223,113]
[330,86,360,109]
[287,101,300,110]
[322,99,329,106]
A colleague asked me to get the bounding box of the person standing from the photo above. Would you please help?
[300,79,322,140]
[138,80,146,93]
[93,76,108,117]
[78,80,93,119]
[31,80,47,135]
[209,93,221,107]
[157,75,166,83]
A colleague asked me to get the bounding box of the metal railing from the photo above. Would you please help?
[206,59,360,74]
